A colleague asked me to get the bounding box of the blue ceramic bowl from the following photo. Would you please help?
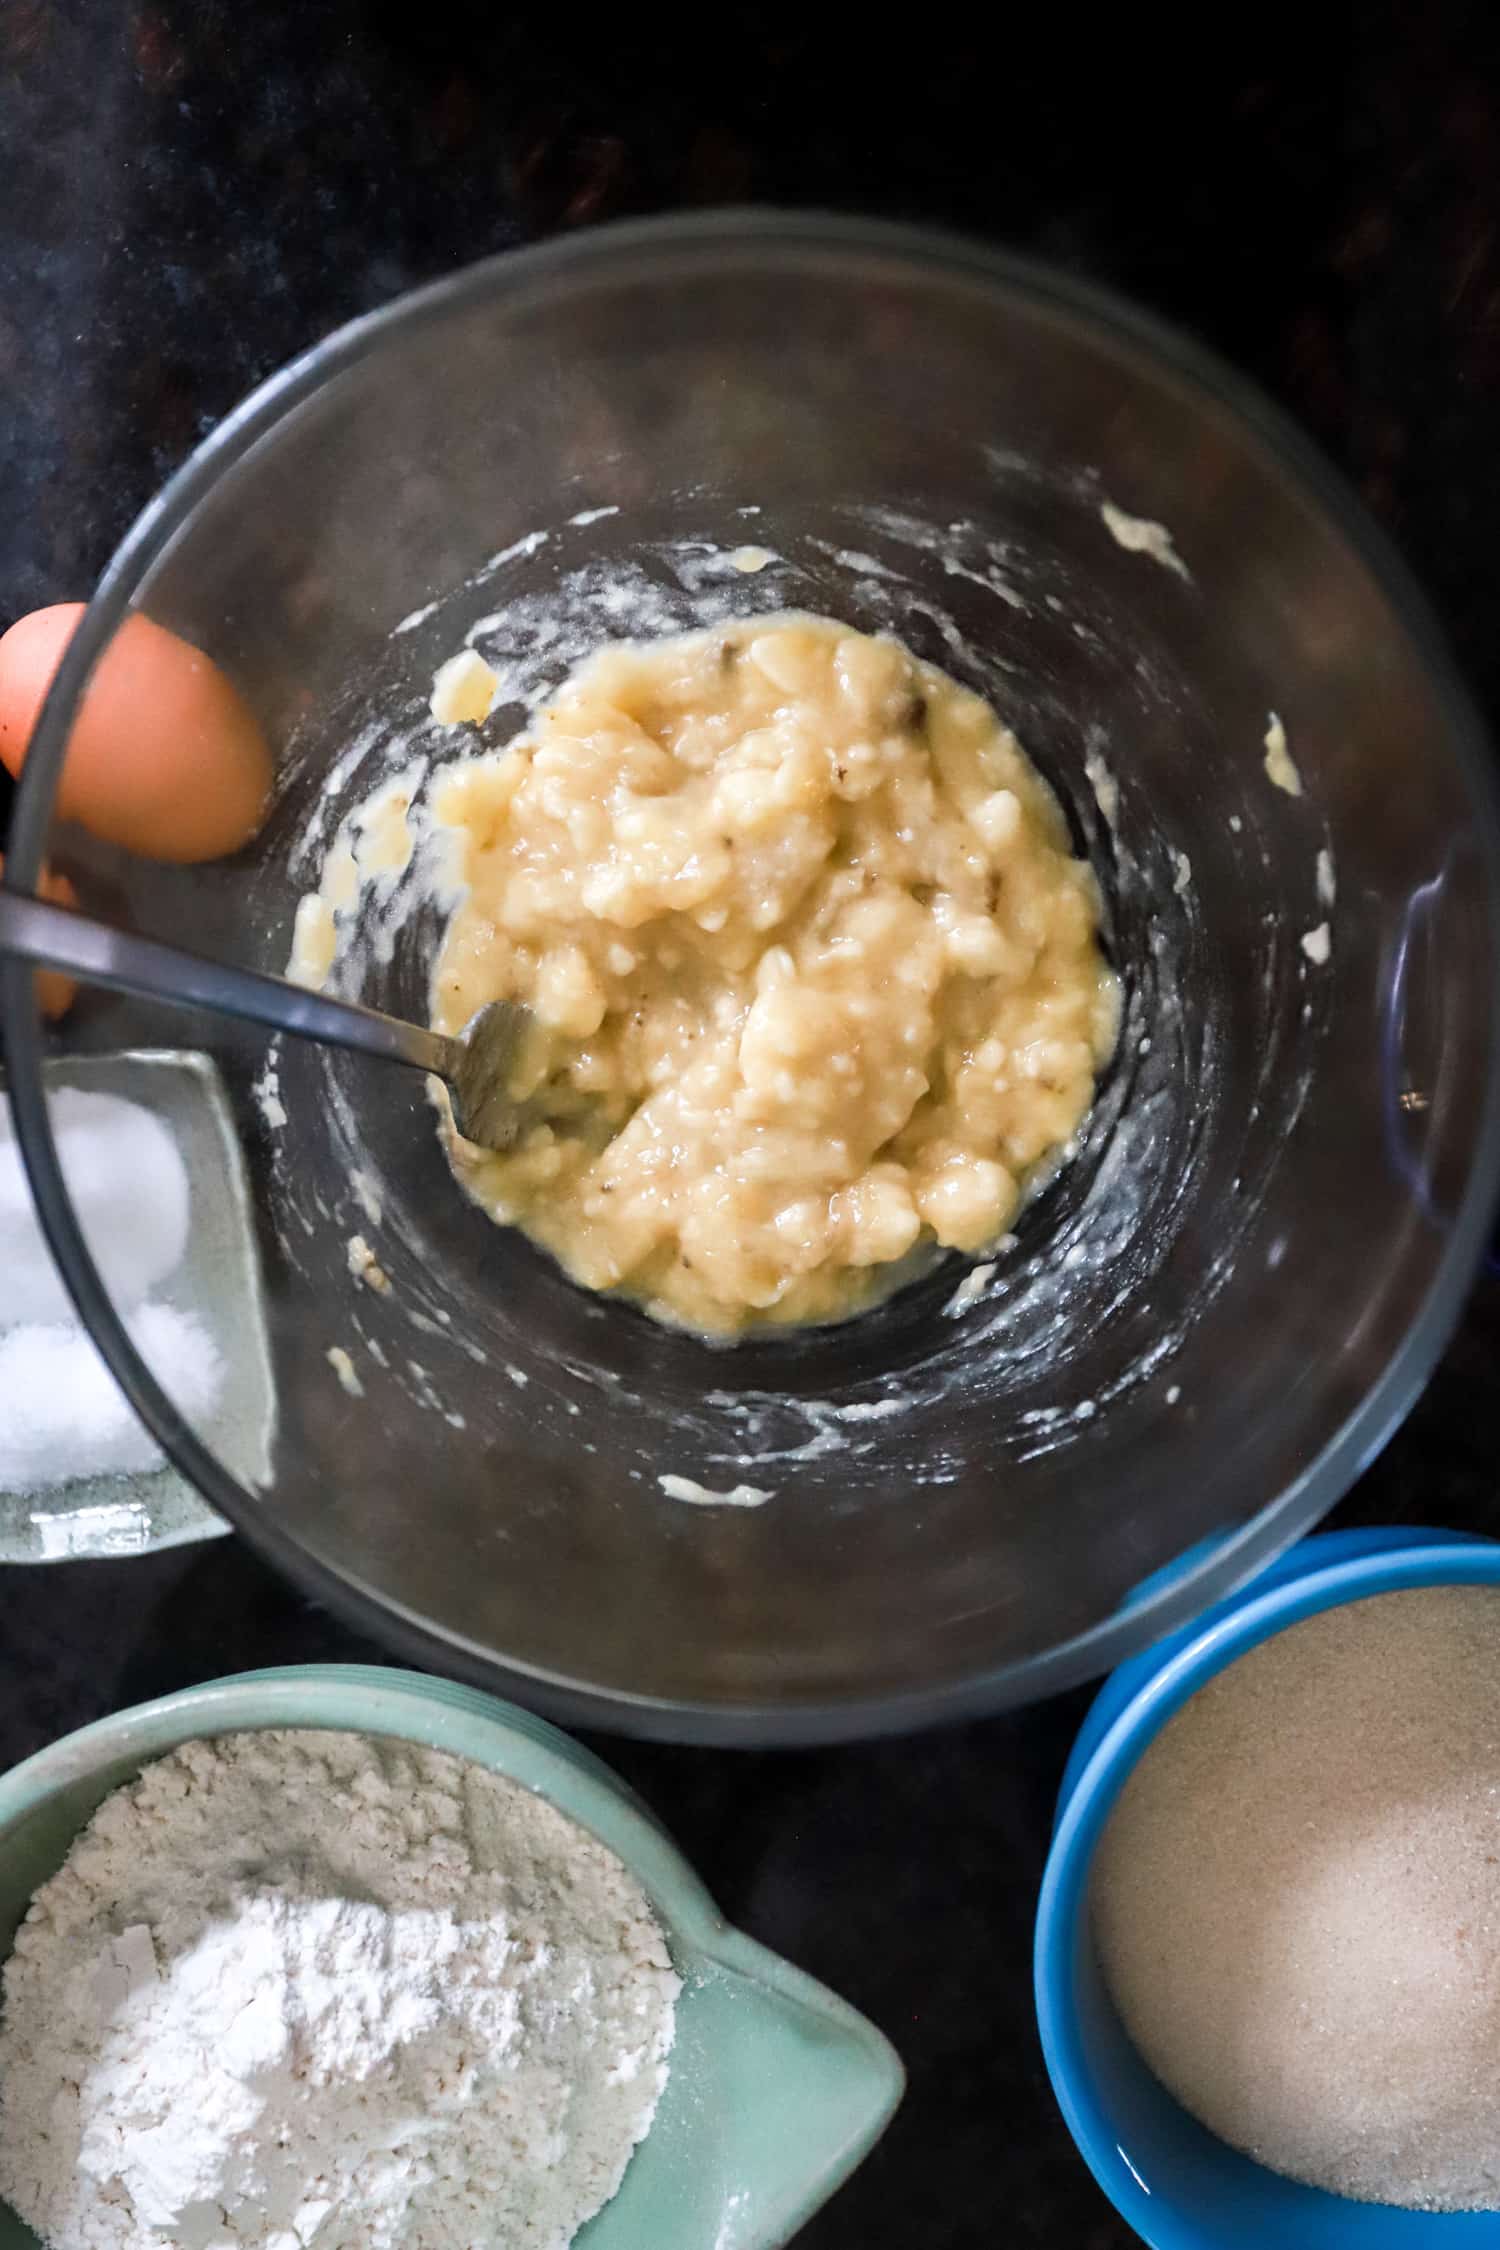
[1035,1526,1500,2249]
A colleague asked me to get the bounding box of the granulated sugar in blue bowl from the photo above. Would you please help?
[1091,1579,1500,2213]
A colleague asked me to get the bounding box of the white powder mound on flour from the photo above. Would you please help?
[0,1730,679,2250]
[1092,1586,1500,2213]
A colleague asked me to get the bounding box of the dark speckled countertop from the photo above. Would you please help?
[4,7,1500,2243]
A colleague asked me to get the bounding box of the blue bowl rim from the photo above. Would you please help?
[4,209,1499,1743]
[1034,1528,1500,2244]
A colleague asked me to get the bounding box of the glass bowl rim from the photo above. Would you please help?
[4,207,1499,1743]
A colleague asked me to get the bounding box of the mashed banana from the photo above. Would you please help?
[431,615,1117,1332]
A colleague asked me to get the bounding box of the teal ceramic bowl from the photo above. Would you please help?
[0,1665,904,2250]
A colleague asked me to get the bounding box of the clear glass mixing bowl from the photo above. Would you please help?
[5,214,1499,1741]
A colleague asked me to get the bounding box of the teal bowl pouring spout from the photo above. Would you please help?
[0,1667,904,2250]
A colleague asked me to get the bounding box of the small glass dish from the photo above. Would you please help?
[0,1049,271,1562]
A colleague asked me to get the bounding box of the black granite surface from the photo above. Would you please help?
[4,6,1500,2244]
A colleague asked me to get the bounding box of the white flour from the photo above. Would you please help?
[0,1730,679,2250]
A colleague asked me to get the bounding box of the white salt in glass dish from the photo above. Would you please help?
[1035,1524,1500,2250]
[0,1664,903,2250]
[0,1052,272,1562]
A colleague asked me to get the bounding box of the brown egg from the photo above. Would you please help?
[0,604,273,862]
[0,859,81,1019]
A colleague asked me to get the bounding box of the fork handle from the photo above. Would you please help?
[0,888,457,1080]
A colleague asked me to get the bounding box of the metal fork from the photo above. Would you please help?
[0,889,528,1151]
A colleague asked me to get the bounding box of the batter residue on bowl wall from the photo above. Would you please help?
[269,489,1307,1486]
[427,615,1118,1333]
